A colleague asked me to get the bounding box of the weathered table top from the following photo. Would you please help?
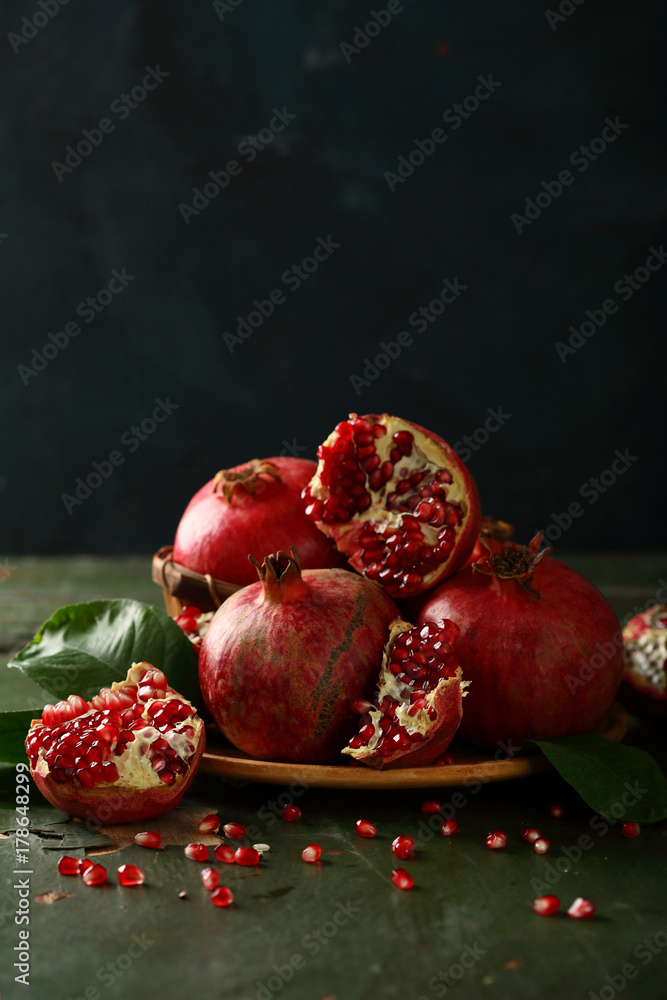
[1,554,666,1000]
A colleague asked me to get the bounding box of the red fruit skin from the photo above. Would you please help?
[173,457,344,586]
[199,564,399,764]
[418,557,624,748]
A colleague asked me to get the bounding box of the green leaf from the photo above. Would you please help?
[532,735,667,823]
[0,711,39,765]
[7,598,199,706]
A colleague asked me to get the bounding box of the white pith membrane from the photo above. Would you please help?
[342,619,469,762]
[304,413,472,596]
[623,606,667,693]
[27,663,202,791]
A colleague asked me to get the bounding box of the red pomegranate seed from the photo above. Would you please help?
[391,868,414,890]
[235,846,260,866]
[177,616,198,632]
[421,800,442,815]
[433,752,456,766]
[441,819,460,836]
[82,863,107,886]
[486,830,507,850]
[198,814,221,834]
[281,805,301,822]
[521,828,541,844]
[134,831,162,849]
[213,844,236,864]
[211,886,234,907]
[548,803,564,819]
[78,858,95,875]
[621,821,640,838]
[532,895,560,916]
[117,864,145,886]
[533,837,550,855]
[184,843,208,862]
[355,819,377,838]
[223,822,247,839]
[57,855,81,876]
[568,897,595,919]
[351,699,374,714]
[391,835,414,860]
[201,867,220,890]
[301,844,322,863]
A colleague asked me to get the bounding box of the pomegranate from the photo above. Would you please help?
[199,547,399,763]
[173,605,214,658]
[342,619,467,769]
[621,606,667,718]
[302,413,481,598]
[463,516,515,568]
[418,533,625,748]
[25,664,205,824]
[173,457,343,587]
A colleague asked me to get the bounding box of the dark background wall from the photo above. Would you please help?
[1,0,665,554]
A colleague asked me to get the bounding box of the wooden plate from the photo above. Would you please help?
[200,701,627,789]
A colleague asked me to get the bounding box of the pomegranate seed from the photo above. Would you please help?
[78,858,95,875]
[117,864,145,886]
[178,890,188,899]
[533,838,550,855]
[135,831,162,849]
[532,895,560,916]
[351,699,374,714]
[441,819,460,836]
[181,605,201,619]
[486,830,507,850]
[521,828,541,844]
[301,844,322,863]
[223,822,247,839]
[568,897,595,919]
[235,847,260,866]
[177,616,198,633]
[391,835,414,860]
[621,821,640,838]
[421,800,442,815]
[433,752,456,766]
[198,814,221,834]
[281,805,301,822]
[57,855,81,876]
[213,844,236,864]
[548,803,564,819]
[184,843,208,862]
[391,868,414,890]
[211,886,234,907]
[201,867,220,890]
[355,819,377,838]
[82,863,107,886]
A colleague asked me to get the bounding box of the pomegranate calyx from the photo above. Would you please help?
[472,531,552,598]
[212,459,281,504]
[248,547,312,604]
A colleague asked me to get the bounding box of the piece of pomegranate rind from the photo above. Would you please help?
[303,413,481,598]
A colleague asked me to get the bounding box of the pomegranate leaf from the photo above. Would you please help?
[531,736,667,824]
[7,598,199,706]
[0,710,38,765]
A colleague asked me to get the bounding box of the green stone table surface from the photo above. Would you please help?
[1,554,666,1000]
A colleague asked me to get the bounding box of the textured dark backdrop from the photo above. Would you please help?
[1,0,665,554]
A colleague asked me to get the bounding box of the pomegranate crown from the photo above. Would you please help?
[472,531,552,598]
[248,547,311,603]
[212,459,281,504]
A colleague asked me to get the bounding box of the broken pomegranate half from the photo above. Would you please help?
[621,605,667,718]
[342,618,467,769]
[302,413,481,598]
[25,663,205,824]
[173,605,214,659]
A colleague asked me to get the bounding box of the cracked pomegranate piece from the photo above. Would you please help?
[342,618,467,769]
[303,413,481,598]
[25,664,205,824]
[621,605,667,718]
[173,606,214,659]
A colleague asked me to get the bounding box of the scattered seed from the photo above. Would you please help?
[441,819,460,836]
[82,863,107,886]
[253,843,270,852]
[391,836,414,860]
[421,800,442,815]
[213,844,236,864]
[548,804,564,820]
[355,819,377,838]
[281,805,301,822]
[184,843,209,862]
[486,830,507,850]
[568,897,595,919]
[521,828,540,844]
[532,895,560,916]
[117,864,145,886]
[211,886,234,907]
[178,890,188,899]
[235,846,260,866]
[57,856,80,876]
[201,867,219,890]
[391,868,414,890]
[621,821,640,839]
[223,822,247,839]
[135,831,162,849]
[198,814,221,834]
[301,844,322,863]
[533,838,550,855]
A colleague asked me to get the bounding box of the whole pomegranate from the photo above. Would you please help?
[173,457,343,587]
[25,663,205,824]
[417,533,625,748]
[199,547,399,763]
[302,413,481,598]
[621,606,667,718]
[343,618,467,769]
